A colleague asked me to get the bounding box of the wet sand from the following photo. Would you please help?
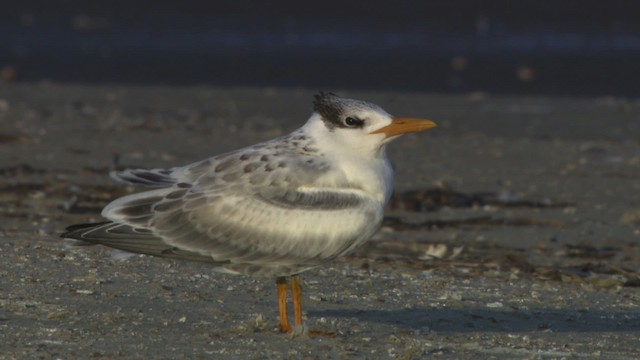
[1,84,639,359]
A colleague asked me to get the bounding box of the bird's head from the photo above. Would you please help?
[305,92,437,156]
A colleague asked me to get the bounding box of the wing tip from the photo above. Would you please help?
[60,221,112,240]
[110,168,176,187]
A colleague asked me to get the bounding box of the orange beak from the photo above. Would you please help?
[369,117,437,138]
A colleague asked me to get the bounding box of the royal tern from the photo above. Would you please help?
[62,92,437,334]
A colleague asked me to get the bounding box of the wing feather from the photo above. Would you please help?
[111,168,177,187]
[65,136,384,276]
[61,222,216,263]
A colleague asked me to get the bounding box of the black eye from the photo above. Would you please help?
[345,117,363,127]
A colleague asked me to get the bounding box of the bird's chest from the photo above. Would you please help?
[331,157,394,206]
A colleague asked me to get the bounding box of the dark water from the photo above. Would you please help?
[1,1,640,96]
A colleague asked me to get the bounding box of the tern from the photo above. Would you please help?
[62,92,437,335]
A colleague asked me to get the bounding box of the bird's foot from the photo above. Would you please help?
[307,329,336,337]
[280,324,335,337]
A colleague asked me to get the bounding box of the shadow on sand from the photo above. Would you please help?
[309,307,640,332]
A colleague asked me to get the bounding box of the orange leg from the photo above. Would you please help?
[292,275,336,337]
[277,275,335,337]
[276,277,291,333]
[291,275,303,327]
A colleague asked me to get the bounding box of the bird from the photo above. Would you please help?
[61,92,437,335]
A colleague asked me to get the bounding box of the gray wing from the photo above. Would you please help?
[76,140,383,276]
[62,222,216,263]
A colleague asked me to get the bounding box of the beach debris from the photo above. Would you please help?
[620,210,640,225]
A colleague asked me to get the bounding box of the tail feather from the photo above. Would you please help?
[61,222,215,263]
[111,168,177,187]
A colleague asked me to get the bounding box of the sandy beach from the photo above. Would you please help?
[1,83,639,359]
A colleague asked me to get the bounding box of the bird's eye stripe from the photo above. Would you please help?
[345,117,364,127]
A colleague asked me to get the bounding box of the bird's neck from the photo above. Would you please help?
[321,144,394,205]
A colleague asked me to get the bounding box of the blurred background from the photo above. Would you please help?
[1,0,639,96]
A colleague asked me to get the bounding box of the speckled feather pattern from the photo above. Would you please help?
[66,131,384,276]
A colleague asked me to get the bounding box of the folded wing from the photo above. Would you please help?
[63,144,383,276]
